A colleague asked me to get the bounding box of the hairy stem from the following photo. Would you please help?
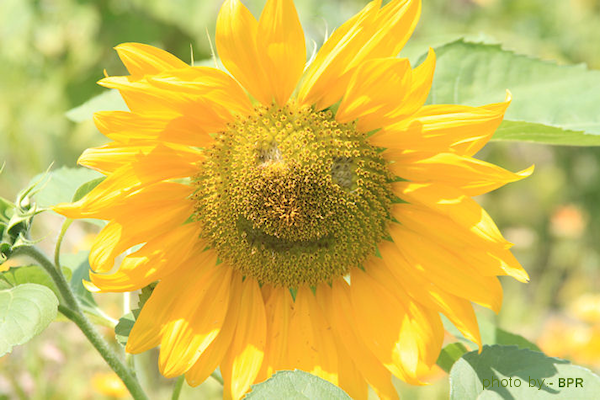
[14,246,148,400]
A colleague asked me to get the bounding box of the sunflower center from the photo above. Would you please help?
[193,103,393,287]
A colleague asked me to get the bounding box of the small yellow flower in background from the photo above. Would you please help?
[91,372,129,398]
[539,293,600,370]
[571,293,600,324]
[538,318,600,370]
[54,0,532,398]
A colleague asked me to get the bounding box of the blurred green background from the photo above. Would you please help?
[1,0,600,399]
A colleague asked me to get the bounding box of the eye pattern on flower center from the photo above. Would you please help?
[193,103,394,287]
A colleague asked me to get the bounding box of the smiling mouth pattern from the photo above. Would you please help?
[237,216,334,253]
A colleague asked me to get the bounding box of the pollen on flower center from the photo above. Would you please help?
[192,103,394,287]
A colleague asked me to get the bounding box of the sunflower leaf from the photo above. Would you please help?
[449,345,600,400]
[0,283,59,357]
[114,283,155,346]
[495,327,541,352]
[72,177,106,202]
[425,40,600,145]
[115,312,135,347]
[28,167,103,209]
[441,315,541,352]
[0,264,71,302]
[246,370,351,399]
[65,89,128,123]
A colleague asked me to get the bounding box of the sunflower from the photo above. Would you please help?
[55,0,532,398]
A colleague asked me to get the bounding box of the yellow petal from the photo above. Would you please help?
[336,58,412,126]
[335,340,369,400]
[99,76,232,129]
[147,67,253,115]
[387,150,534,196]
[53,145,200,219]
[350,268,423,383]
[317,279,398,400]
[115,43,188,78]
[89,223,202,292]
[393,181,512,248]
[287,286,338,385]
[220,278,266,400]
[256,286,293,382]
[363,259,445,368]
[257,0,306,106]
[298,0,421,110]
[378,240,482,347]
[158,264,233,378]
[371,93,511,156]
[342,48,436,133]
[93,111,213,147]
[126,250,218,354]
[391,203,529,282]
[216,0,271,105]
[98,181,193,220]
[78,142,156,174]
[353,262,445,377]
[396,47,436,118]
[186,273,244,387]
[388,224,504,312]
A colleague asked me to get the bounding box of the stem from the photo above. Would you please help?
[15,246,78,309]
[171,376,185,400]
[14,246,148,400]
[59,305,147,400]
[54,218,73,268]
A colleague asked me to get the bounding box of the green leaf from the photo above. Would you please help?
[437,342,469,373]
[441,315,541,352]
[425,40,600,145]
[114,283,154,346]
[0,283,59,356]
[29,167,103,209]
[492,121,600,146]
[0,265,69,302]
[115,311,136,347]
[65,89,128,123]
[72,177,106,202]
[245,370,351,399]
[495,327,541,352]
[449,345,600,399]
[137,282,156,310]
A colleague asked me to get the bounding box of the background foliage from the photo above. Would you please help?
[1,0,600,398]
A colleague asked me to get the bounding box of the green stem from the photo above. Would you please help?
[15,246,78,309]
[58,305,148,400]
[54,218,72,268]
[171,376,185,400]
[14,246,148,400]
